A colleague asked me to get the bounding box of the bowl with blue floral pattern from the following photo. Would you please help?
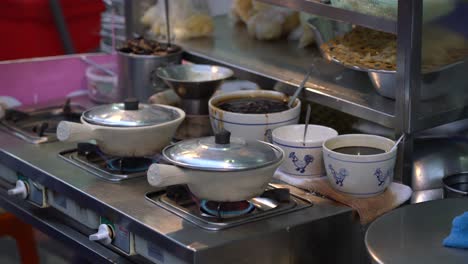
[272,124,338,177]
[322,134,397,197]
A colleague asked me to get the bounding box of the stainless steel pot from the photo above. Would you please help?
[442,173,468,198]
[117,46,183,102]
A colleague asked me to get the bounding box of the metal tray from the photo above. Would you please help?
[308,17,467,100]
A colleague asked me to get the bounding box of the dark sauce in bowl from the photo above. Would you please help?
[333,146,386,155]
[217,98,290,114]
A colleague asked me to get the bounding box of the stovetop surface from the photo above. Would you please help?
[58,147,160,182]
[0,96,352,252]
[0,98,85,144]
[146,185,313,231]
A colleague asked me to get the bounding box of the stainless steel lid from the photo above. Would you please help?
[83,99,180,127]
[163,130,283,171]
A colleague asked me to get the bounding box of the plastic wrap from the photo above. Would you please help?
[141,0,213,40]
[231,0,300,41]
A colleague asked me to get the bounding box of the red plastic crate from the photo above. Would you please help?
[0,0,104,60]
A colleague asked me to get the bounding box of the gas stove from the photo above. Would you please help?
[59,143,161,182]
[0,98,84,144]
[0,98,362,264]
[146,185,313,231]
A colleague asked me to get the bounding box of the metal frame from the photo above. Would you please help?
[394,0,423,185]
[257,0,397,33]
[179,16,397,128]
[177,0,468,187]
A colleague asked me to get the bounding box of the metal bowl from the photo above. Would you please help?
[308,17,466,100]
[157,64,234,115]
[367,62,465,100]
[442,173,468,198]
[157,64,234,100]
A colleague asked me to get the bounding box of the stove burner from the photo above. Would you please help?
[1,98,84,143]
[59,143,159,182]
[106,157,153,173]
[31,122,49,137]
[200,200,254,219]
[5,109,29,122]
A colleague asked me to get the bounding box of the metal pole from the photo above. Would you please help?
[395,0,423,186]
[49,0,75,54]
[164,0,172,47]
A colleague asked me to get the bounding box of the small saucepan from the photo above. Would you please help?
[442,173,468,198]
[57,99,185,157]
[147,130,284,201]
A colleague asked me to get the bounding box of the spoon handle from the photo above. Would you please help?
[288,65,314,108]
[303,104,312,146]
[390,134,405,153]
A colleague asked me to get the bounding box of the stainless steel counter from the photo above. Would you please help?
[0,107,362,263]
[366,198,468,264]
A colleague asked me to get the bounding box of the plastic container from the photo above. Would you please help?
[86,64,118,103]
[0,0,104,60]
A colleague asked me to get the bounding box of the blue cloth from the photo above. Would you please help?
[443,212,468,249]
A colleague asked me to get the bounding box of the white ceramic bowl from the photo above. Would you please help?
[322,134,397,197]
[272,124,338,177]
[208,90,301,141]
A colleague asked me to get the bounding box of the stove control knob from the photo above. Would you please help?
[89,224,113,245]
[7,180,29,199]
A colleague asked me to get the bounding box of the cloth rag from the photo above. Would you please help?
[274,170,413,224]
[443,212,468,249]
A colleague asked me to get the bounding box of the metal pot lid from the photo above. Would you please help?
[163,130,283,171]
[83,99,180,127]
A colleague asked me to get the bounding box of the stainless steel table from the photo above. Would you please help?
[365,198,468,264]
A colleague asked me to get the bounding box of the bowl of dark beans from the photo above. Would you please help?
[208,90,301,141]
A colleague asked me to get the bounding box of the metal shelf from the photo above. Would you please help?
[179,16,396,128]
[256,0,397,34]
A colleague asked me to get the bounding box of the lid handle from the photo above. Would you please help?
[124,98,139,110]
[215,129,231,145]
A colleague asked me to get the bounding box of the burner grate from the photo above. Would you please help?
[106,157,154,173]
[200,200,254,219]
[59,144,161,182]
[0,98,83,143]
[145,185,313,231]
